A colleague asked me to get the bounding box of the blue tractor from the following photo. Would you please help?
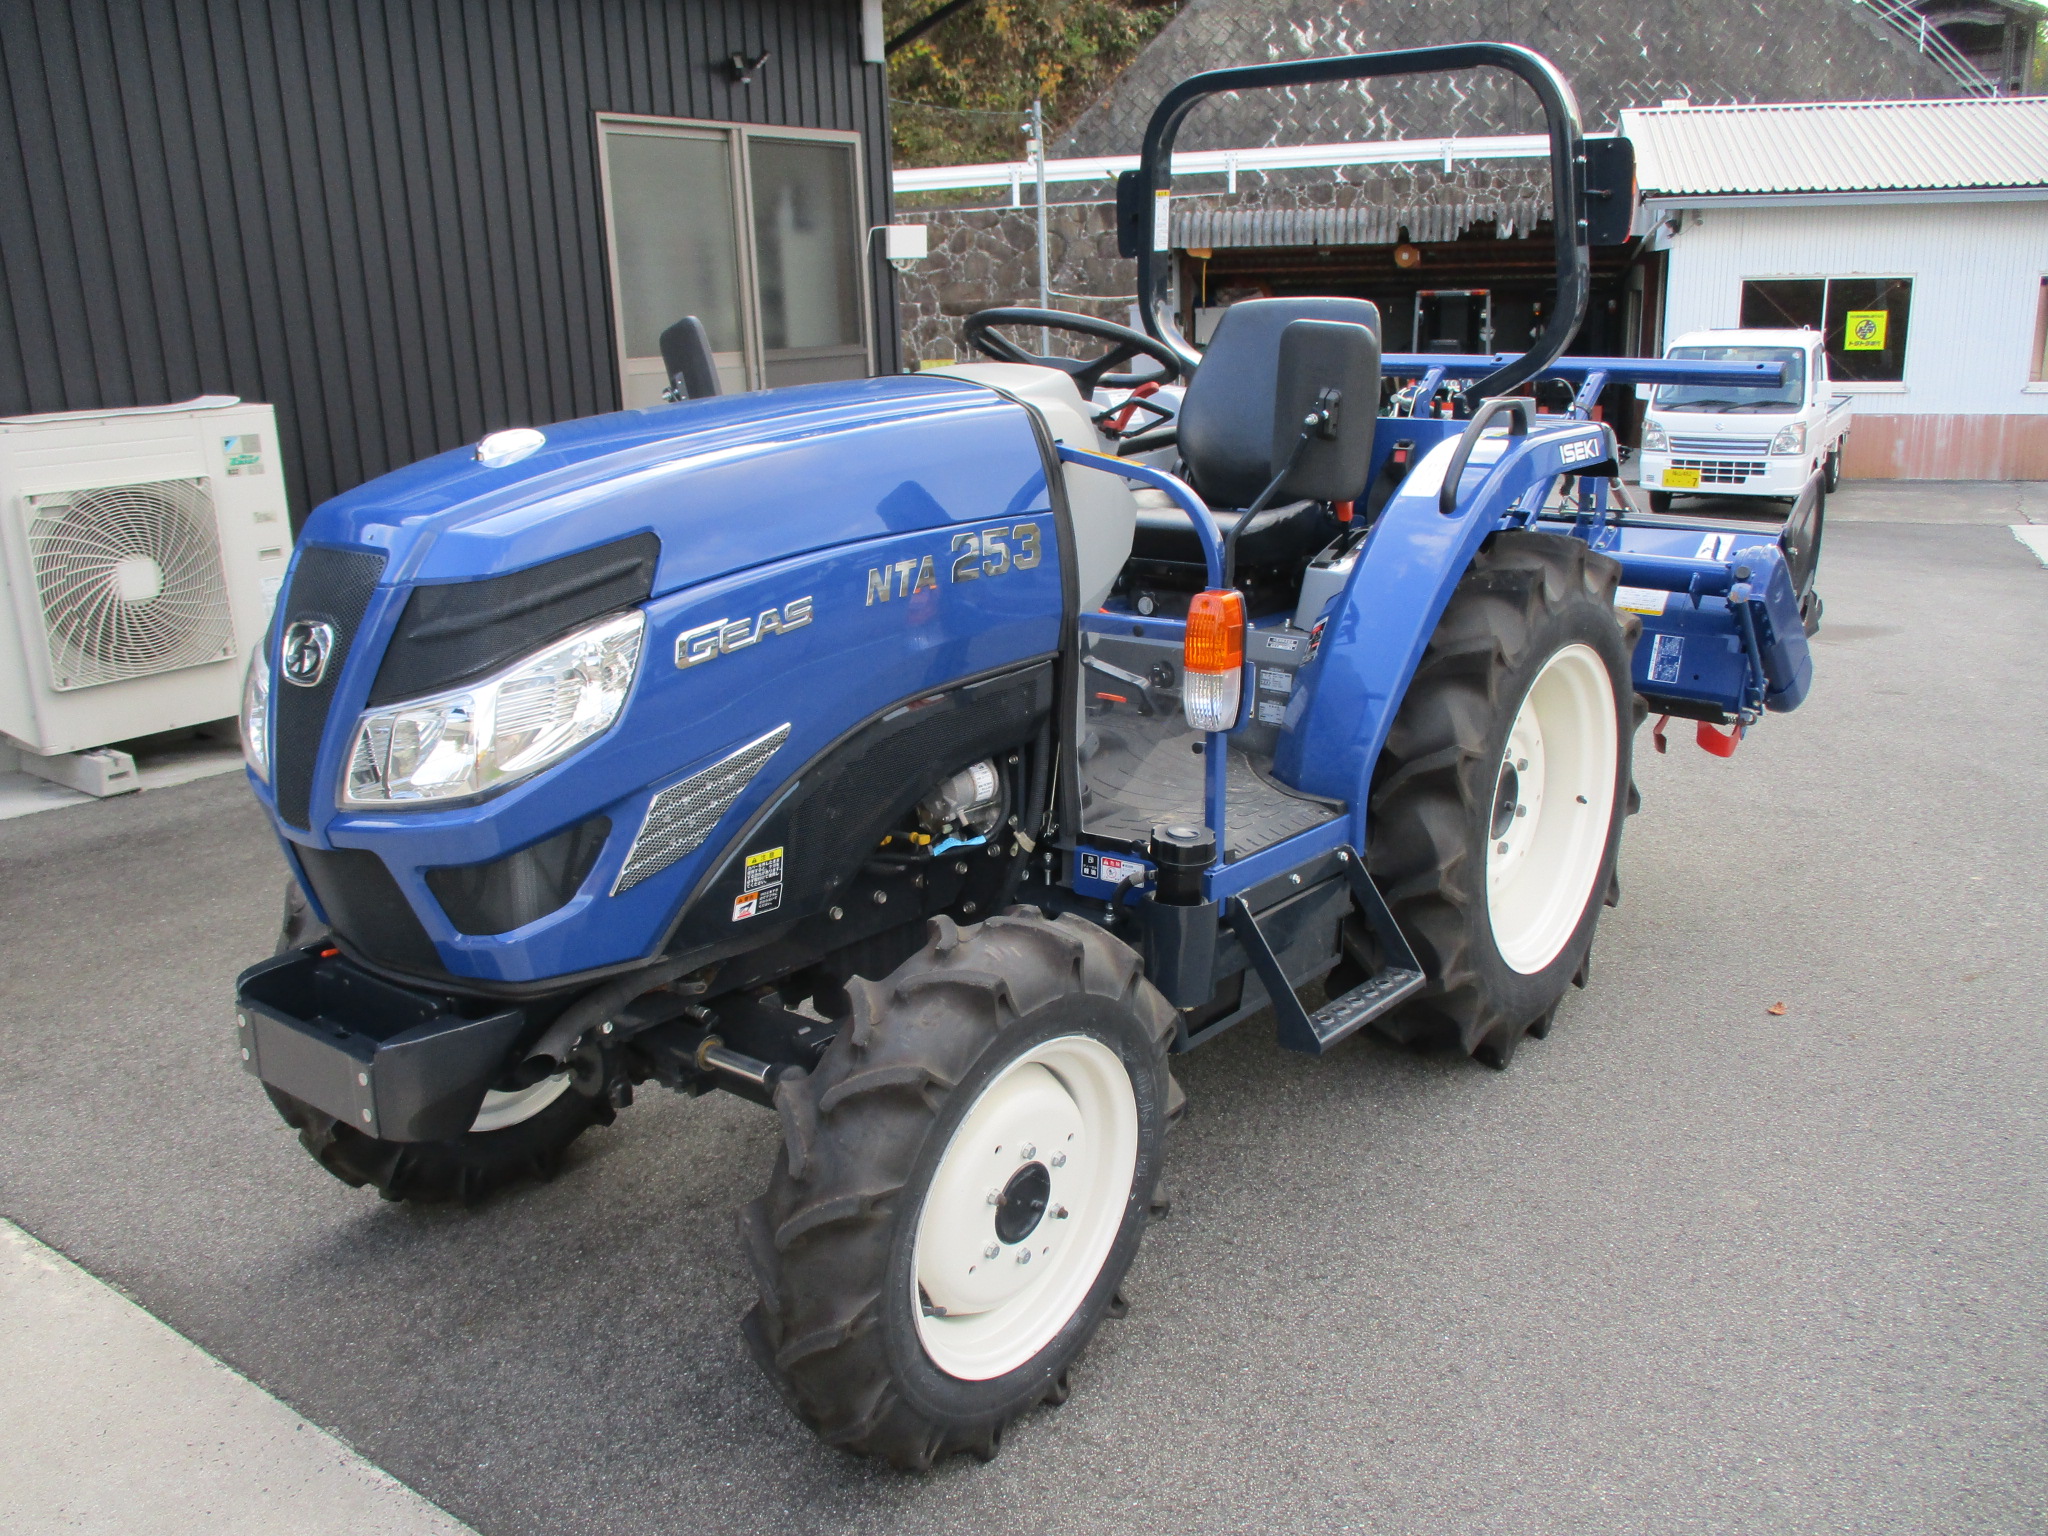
[232,46,1820,1467]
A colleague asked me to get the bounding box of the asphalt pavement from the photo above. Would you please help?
[1,485,2042,1535]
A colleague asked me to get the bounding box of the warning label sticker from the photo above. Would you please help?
[743,847,784,892]
[735,847,785,920]
[1649,632,1685,686]
[1614,585,1669,615]
[733,886,783,921]
[1078,851,1149,890]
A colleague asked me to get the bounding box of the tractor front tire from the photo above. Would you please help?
[739,910,1176,1469]
[1367,532,1640,1068]
[265,881,611,1203]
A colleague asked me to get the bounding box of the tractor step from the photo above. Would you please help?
[1304,963,1426,1050]
[1224,849,1427,1056]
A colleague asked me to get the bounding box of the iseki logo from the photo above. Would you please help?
[279,619,336,688]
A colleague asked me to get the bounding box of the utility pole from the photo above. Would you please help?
[1029,98,1050,352]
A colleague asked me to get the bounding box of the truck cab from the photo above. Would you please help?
[1637,329,1852,512]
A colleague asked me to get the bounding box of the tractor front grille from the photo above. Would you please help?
[614,725,791,894]
[1670,456,1768,486]
[272,548,386,828]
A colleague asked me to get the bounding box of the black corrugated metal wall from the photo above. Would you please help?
[0,0,896,522]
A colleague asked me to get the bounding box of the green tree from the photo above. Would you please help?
[885,0,1183,167]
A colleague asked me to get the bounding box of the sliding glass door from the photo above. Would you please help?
[600,117,868,405]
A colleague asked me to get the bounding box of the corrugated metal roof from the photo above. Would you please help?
[1621,98,2048,197]
[1173,200,1549,249]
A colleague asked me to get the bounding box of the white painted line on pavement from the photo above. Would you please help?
[0,1219,477,1536]
[2011,525,2048,567]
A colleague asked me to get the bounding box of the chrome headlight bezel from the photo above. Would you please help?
[240,645,272,783]
[1641,420,1668,453]
[1770,421,1807,456]
[339,609,645,809]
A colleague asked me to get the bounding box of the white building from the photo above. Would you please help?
[1625,97,2048,480]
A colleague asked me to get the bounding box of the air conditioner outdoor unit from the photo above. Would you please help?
[0,396,291,792]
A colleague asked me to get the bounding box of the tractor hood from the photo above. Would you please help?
[256,372,1071,988]
[299,375,1046,595]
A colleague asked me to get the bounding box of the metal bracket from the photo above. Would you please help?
[1223,848,1426,1056]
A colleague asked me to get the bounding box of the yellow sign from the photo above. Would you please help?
[1662,466,1701,489]
[1844,310,1889,351]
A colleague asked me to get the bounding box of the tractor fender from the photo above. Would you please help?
[1274,423,1609,823]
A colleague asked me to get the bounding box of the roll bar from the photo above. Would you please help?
[1127,43,1589,408]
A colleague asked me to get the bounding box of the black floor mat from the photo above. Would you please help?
[1080,711,1342,860]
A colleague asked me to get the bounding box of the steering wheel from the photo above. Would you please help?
[963,307,1185,398]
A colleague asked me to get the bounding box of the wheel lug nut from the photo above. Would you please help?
[1516,758,1528,771]
[1016,1250,1032,1265]
[1053,1205,1069,1219]
[1497,841,1510,854]
[1514,804,1527,818]
[986,1188,1001,1205]
[1019,1144,1035,1160]
[1051,1152,1066,1168]
[984,1243,1000,1259]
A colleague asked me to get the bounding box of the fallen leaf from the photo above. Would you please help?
[1765,1001,1788,1016]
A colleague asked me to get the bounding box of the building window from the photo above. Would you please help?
[599,117,868,405]
[2033,278,2048,383]
[1739,277,1912,384]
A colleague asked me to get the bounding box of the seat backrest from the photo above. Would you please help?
[1178,297,1382,508]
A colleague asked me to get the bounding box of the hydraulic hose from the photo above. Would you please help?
[523,957,700,1072]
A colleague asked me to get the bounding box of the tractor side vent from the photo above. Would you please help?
[614,724,791,894]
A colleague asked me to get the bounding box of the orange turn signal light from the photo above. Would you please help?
[1184,589,1245,674]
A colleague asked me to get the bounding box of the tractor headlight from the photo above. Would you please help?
[1770,422,1806,456]
[341,610,644,807]
[1640,420,1667,453]
[240,646,271,783]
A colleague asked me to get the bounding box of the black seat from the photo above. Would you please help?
[1132,297,1383,578]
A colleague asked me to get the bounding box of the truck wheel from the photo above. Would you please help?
[739,910,1176,1469]
[1824,448,1842,492]
[1647,491,1673,514]
[265,881,612,1202]
[1368,532,1639,1068]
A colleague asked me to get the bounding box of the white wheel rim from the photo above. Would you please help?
[911,1034,1138,1381]
[1486,642,1619,975]
[469,1073,571,1134]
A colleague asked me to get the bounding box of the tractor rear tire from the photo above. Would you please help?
[264,881,611,1203]
[738,910,1176,1469]
[1366,532,1641,1068]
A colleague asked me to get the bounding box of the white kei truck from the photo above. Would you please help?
[1636,329,1854,513]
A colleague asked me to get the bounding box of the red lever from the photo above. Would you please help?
[1106,381,1162,435]
[1696,720,1743,757]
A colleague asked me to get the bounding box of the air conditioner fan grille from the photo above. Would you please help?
[25,478,236,690]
